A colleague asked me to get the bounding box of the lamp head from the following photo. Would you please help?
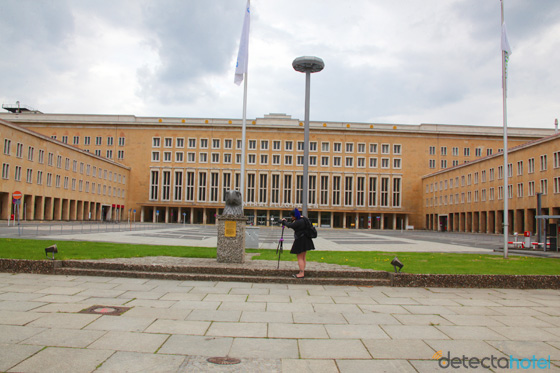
[45,244,58,260]
[391,257,403,273]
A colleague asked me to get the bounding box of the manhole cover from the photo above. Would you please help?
[79,305,131,316]
[207,357,241,365]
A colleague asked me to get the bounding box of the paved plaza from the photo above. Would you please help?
[1,224,560,371]
[1,272,560,372]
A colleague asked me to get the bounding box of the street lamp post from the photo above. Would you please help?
[292,56,324,217]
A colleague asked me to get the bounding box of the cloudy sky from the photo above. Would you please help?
[1,0,559,129]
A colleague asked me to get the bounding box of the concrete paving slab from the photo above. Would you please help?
[393,314,454,326]
[8,346,113,373]
[489,326,560,341]
[159,292,205,301]
[247,294,291,303]
[0,324,46,343]
[313,304,362,314]
[230,338,299,359]
[409,359,493,372]
[325,324,389,339]
[445,306,504,316]
[489,315,556,327]
[290,295,334,304]
[35,286,86,295]
[357,304,410,314]
[88,330,169,353]
[206,322,267,338]
[124,299,177,308]
[535,315,560,327]
[118,290,167,300]
[436,325,508,340]
[402,305,458,315]
[121,306,191,320]
[31,302,93,313]
[203,294,249,303]
[268,323,329,339]
[157,335,233,356]
[0,292,44,301]
[31,294,89,303]
[23,328,106,348]
[230,287,270,295]
[96,351,186,373]
[218,301,266,312]
[189,286,231,294]
[240,311,293,323]
[179,355,282,372]
[336,359,417,373]
[266,302,313,313]
[144,319,210,335]
[441,314,507,326]
[77,289,127,298]
[489,306,548,316]
[0,300,46,311]
[381,325,451,340]
[187,309,241,322]
[0,310,43,325]
[27,312,100,329]
[293,312,347,325]
[424,339,507,359]
[332,295,377,304]
[0,343,43,372]
[362,339,435,359]
[299,339,371,359]
[342,313,401,325]
[486,340,560,360]
[281,359,339,373]
[85,315,155,332]
[171,300,221,310]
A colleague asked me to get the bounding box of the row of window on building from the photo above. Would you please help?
[51,135,126,147]
[1,163,126,199]
[429,145,497,157]
[426,177,560,207]
[149,169,402,209]
[3,138,126,184]
[151,150,403,169]
[151,137,403,155]
[427,152,560,194]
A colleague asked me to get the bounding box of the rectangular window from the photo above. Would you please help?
[260,140,268,150]
[260,154,268,165]
[429,146,435,155]
[107,137,114,146]
[517,183,523,198]
[212,139,220,149]
[272,155,280,165]
[188,138,196,148]
[84,136,91,145]
[344,176,353,206]
[296,175,303,204]
[285,141,293,151]
[452,147,459,156]
[528,181,535,196]
[187,152,195,162]
[284,155,293,165]
[1,163,9,179]
[441,160,447,169]
[200,139,208,148]
[332,176,341,206]
[37,170,43,185]
[321,142,330,152]
[391,178,401,207]
[210,172,219,202]
[393,158,401,169]
[95,136,102,146]
[345,143,354,153]
[47,173,52,187]
[61,136,68,144]
[320,175,329,205]
[554,177,560,194]
[199,153,208,163]
[333,157,341,167]
[333,142,341,152]
[271,174,280,204]
[540,155,548,171]
[224,153,232,164]
[198,172,207,201]
[273,140,281,150]
[368,176,377,207]
[119,137,126,146]
[297,141,305,151]
[528,158,535,173]
[246,173,255,202]
[248,154,256,164]
[369,143,378,154]
[259,174,267,203]
[440,146,447,156]
[150,170,159,200]
[212,153,220,163]
[464,148,470,157]
[175,152,184,162]
[381,144,390,154]
[554,151,560,169]
[357,157,365,168]
[27,146,34,161]
[152,151,160,162]
[345,157,353,167]
[186,171,195,201]
[38,149,44,164]
[517,161,523,175]
[356,176,365,206]
[174,171,183,201]
[106,150,113,159]
[308,175,316,205]
[248,140,256,150]
[541,179,548,195]
[429,159,436,169]
[283,174,292,204]
[222,173,231,201]
[380,177,389,207]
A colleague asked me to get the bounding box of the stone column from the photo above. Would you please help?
[217,215,247,263]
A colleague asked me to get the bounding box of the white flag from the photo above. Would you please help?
[501,22,512,55]
[234,0,250,85]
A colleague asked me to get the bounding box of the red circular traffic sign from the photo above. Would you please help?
[13,191,22,200]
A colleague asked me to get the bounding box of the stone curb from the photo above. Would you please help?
[1,258,559,289]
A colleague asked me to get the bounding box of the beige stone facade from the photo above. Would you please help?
[0,119,129,222]
[423,134,560,235]
[0,112,555,230]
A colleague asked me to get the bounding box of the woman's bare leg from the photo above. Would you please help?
[296,252,306,277]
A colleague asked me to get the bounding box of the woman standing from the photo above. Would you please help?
[281,208,315,278]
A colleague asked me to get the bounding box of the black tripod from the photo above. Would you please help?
[275,226,285,269]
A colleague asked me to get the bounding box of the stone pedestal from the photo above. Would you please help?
[217,215,247,263]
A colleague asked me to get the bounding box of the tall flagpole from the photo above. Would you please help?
[501,0,509,259]
[234,0,250,204]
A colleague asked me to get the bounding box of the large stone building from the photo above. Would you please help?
[0,110,557,232]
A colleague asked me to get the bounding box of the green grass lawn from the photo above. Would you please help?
[1,238,558,275]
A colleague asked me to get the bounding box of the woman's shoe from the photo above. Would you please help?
[292,274,305,279]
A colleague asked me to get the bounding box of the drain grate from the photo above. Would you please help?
[79,305,131,316]
[207,357,241,365]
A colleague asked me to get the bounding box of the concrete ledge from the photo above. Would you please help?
[1,259,559,289]
[390,273,560,289]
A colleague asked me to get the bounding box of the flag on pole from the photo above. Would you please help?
[501,22,512,56]
[234,0,250,86]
